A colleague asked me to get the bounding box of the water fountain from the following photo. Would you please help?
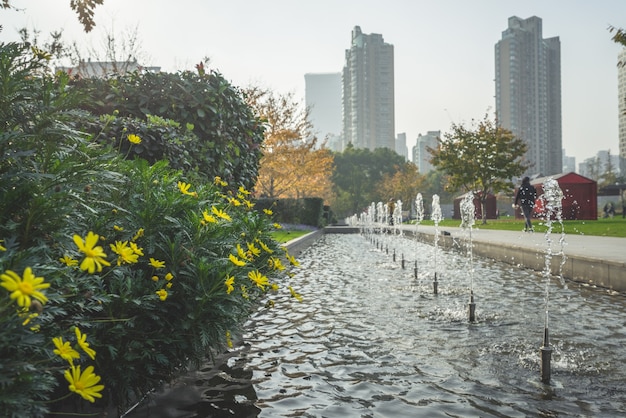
[538,177,566,383]
[459,191,476,322]
[431,194,443,294]
[393,199,402,236]
[413,193,424,280]
[124,211,626,417]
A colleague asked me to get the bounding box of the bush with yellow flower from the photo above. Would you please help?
[0,42,299,417]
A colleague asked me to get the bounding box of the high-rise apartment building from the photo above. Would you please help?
[342,26,395,151]
[618,48,626,175]
[395,133,408,161]
[412,131,440,174]
[305,72,343,150]
[495,16,562,176]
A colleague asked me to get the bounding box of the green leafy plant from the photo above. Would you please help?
[0,42,300,417]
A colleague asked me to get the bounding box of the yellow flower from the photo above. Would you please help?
[166,282,172,289]
[225,276,235,294]
[156,289,168,301]
[226,330,233,349]
[53,336,80,363]
[0,240,5,251]
[229,254,246,267]
[248,270,269,290]
[164,272,173,281]
[0,267,50,309]
[271,283,279,292]
[263,208,273,216]
[75,328,96,360]
[59,255,78,266]
[228,197,241,206]
[288,286,303,302]
[113,225,124,231]
[110,241,139,265]
[273,223,282,229]
[238,185,251,196]
[286,252,300,267]
[129,242,144,256]
[246,242,261,257]
[151,275,159,282]
[257,239,273,254]
[18,309,39,326]
[202,209,217,224]
[64,364,105,403]
[132,228,144,241]
[236,244,248,260]
[214,176,227,187]
[240,285,249,300]
[149,258,166,269]
[269,256,285,271]
[211,206,232,221]
[127,134,142,144]
[177,181,198,197]
[73,232,111,274]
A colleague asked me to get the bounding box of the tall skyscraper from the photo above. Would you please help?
[618,48,626,175]
[342,26,395,151]
[305,72,342,150]
[412,131,440,174]
[495,16,562,176]
[395,132,408,161]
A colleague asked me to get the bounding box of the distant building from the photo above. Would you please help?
[562,150,576,173]
[618,48,626,175]
[57,59,160,78]
[495,16,562,176]
[342,26,395,151]
[395,132,408,161]
[305,72,342,149]
[412,131,440,174]
[579,150,620,180]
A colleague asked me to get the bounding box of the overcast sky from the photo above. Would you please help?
[2,0,625,167]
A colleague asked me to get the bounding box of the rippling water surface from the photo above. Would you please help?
[128,233,626,417]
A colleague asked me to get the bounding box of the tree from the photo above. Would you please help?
[375,161,425,210]
[609,25,626,47]
[244,87,334,201]
[601,149,618,187]
[2,0,103,32]
[331,144,406,217]
[429,113,529,224]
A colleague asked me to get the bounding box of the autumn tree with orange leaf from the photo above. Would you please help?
[245,87,334,202]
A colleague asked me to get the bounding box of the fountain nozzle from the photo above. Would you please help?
[433,272,438,295]
[468,290,476,322]
[540,327,552,383]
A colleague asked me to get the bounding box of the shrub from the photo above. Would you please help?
[0,42,299,417]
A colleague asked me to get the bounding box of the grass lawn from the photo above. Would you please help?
[417,216,626,238]
[270,229,314,243]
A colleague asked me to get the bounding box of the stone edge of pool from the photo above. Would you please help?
[284,226,626,294]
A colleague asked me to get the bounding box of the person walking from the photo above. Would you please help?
[514,176,537,232]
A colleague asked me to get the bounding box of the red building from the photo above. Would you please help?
[453,191,497,220]
[516,172,597,220]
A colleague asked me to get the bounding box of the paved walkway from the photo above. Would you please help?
[398,224,625,265]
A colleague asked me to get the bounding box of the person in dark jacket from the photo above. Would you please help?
[514,177,537,232]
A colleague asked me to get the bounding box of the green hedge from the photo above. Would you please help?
[256,197,326,227]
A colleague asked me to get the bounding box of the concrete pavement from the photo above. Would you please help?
[398,224,626,292]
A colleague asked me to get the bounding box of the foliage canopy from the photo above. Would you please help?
[429,114,528,223]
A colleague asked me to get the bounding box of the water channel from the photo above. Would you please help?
[127,233,626,417]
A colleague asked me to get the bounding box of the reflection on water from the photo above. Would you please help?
[127,233,626,417]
